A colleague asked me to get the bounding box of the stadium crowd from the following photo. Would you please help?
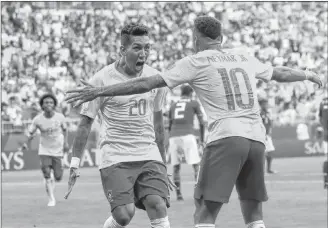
[1,2,327,131]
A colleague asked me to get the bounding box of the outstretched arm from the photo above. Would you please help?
[65,75,167,106]
[100,74,167,96]
[271,67,318,83]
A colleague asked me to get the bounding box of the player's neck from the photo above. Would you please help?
[117,58,141,79]
[43,111,55,118]
[198,42,222,52]
[181,96,191,100]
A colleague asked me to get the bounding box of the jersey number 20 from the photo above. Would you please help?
[129,99,147,116]
[218,68,254,111]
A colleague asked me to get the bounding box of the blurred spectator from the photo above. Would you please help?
[1,2,327,130]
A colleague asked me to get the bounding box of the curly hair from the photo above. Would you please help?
[121,23,149,46]
[39,93,58,109]
[194,16,222,40]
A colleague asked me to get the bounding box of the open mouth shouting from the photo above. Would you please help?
[135,60,145,71]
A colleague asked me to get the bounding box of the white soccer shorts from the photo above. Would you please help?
[265,135,275,152]
[169,134,201,166]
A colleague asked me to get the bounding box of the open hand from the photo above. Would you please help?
[65,80,99,107]
[305,70,323,88]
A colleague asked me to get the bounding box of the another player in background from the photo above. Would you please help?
[64,23,173,228]
[259,98,277,174]
[22,94,69,207]
[65,16,322,228]
[168,85,205,201]
[319,96,328,189]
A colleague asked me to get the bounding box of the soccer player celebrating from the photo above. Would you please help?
[22,94,69,207]
[168,85,205,200]
[259,98,277,174]
[64,23,173,228]
[65,16,322,228]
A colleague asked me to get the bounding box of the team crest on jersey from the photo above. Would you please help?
[107,190,113,203]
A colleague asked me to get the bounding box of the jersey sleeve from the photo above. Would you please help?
[80,74,104,119]
[161,57,197,89]
[252,57,274,82]
[153,87,168,112]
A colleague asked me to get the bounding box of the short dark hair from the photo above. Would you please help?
[194,16,222,40]
[258,98,268,105]
[121,23,149,46]
[181,85,193,97]
[39,94,58,108]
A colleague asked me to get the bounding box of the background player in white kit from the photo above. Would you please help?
[64,23,173,228]
[65,16,322,228]
[22,94,69,207]
[168,85,205,200]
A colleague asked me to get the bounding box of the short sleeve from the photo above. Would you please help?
[161,57,197,89]
[80,74,104,119]
[153,87,168,112]
[253,58,274,82]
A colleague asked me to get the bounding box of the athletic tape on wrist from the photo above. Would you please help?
[70,157,80,169]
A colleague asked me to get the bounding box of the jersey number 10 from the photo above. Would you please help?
[218,68,254,111]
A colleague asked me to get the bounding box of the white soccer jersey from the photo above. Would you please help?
[29,112,67,157]
[81,63,168,169]
[161,49,273,145]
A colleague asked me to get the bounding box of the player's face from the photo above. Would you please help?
[42,97,55,112]
[124,35,150,73]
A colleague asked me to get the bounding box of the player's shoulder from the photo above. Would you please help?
[90,63,116,84]
[190,99,200,107]
[54,111,66,119]
[143,64,162,76]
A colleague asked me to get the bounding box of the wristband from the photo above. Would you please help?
[70,157,80,169]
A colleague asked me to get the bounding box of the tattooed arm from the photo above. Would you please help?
[154,110,166,164]
[71,115,94,160]
[97,75,167,96]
